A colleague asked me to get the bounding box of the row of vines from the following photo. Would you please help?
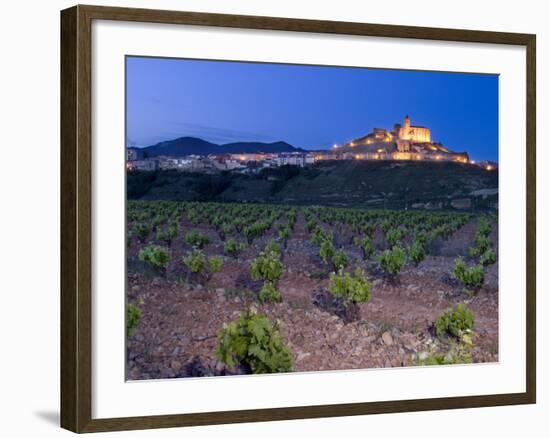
[127,200,497,373]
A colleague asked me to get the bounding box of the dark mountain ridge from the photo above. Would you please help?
[130,137,304,158]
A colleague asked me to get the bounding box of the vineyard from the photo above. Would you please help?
[126,200,498,380]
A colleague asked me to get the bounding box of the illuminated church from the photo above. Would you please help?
[398,115,431,143]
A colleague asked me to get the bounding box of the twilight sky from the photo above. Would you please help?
[126,56,499,162]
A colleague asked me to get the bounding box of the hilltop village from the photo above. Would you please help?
[127,116,497,173]
[337,115,470,163]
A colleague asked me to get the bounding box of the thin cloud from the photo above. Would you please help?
[167,121,276,144]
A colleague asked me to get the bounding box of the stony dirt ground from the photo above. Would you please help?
[126,215,498,380]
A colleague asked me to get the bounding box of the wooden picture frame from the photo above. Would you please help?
[61,4,536,433]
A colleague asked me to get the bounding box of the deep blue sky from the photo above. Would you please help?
[126,56,499,162]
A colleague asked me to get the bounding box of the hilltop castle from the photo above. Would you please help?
[337,115,469,163]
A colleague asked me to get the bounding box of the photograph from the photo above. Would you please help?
[125,56,499,381]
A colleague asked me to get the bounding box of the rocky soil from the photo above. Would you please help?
[127,216,498,380]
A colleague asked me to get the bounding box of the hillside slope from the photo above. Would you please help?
[127,160,498,210]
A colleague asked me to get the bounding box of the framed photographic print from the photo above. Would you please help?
[60,4,536,433]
